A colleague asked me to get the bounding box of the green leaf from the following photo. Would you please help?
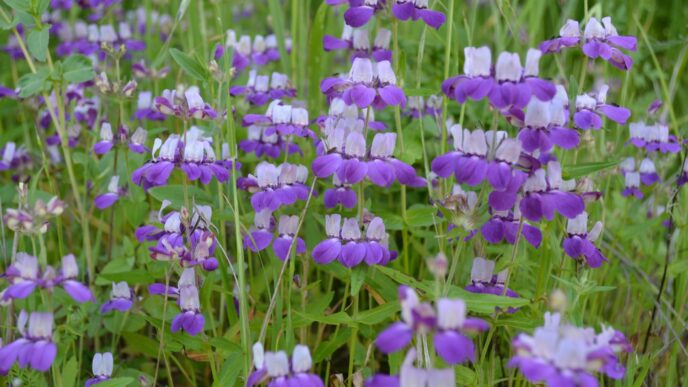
[404,205,438,227]
[61,357,78,387]
[148,184,213,207]
[122,333,159,357]
[0,15,18,30]
[3,0,30,12]
[32,0,50,15]
[563,159,621,179]
[91,378,134,387]
[62,55,95,83]
[268,0,289,74]
[293,310,353,326]
[355,302,399,325]
[313,327,351,362]
[306,2,328,115]
[350,266,367,296]
[18,68,50,98]
[169,48,208,81]
[27,26,49,62]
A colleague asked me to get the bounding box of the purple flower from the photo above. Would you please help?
[406,95,442,119]
[465,258,519,301]
[366,349,455,387]
[94,176,122,209]
[563,212,607,268]
[541,17,636,70]
[509,312,631,386]
[621,171,643,199]
[2,253,93,303]
[0,311,57,373]
[243,100,315,138]
[85,352,113,386]
[154,87,218,120]
[480,210,542,248]
[136,202,219,270]
[392,0,446,29]
[375,286,488,364]
[231,71,296,106]
[573,85,630,130]
[0,142,32,174]
[442,47,556,110]
[312,215,396,267]
[101,282,135,313]
[134,91,166,121]
[226,31,286,72]
[316,98,386,131]
[170,269,205,336]
[239,162,310,212]
[324,175,357,209]
[519,162,585,222]
[321,58,406,110]
[243,210,274,252]
[678,158,688,186]
[132,128,235,189]
[342,0,384,28]
[518,95,580,153]
[132,60,170,80]
[324,27,392,62]
[240,123,302,159]
[272,215,306,260]
[628,121,681,153]
[248,343,324,387]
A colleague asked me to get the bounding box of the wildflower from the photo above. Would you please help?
[0,311,57,372]
[321,58,406,109]
[563,212,607,268]
[540,17,636,70]
[573,85,630,130]
[518,96,580,153]
[132,127,235,189]
[509,312,631,386]
[248,342,324,387]
[230,71,296,106]
[316,97,386,132]
[628,121,681,153]
[0,142,33,179]
[94,176,123,209]
[519,162,585,222]
[170,269,205,336]
[243,100,315,138]
[132,60,170,80]
[243,210,274,252]
[272,215,306,260]
[85,352,113,386]
[365,349,455,387]
[226,31,286,71]
[375,286,488,364]
[480,209,542,248]
[678,158,688,186]
[312,215,396,267]
[4,197,64,235]
[465,258,519,299]
[134,91,166,121]
[238,162,311,212]
[128,127,149,154]
[136,202,219,270]
[313,129,424,187]
[324,26,392,62]
[342,0,384,28]
[406,94,442,119]
[442,47,556,110]
[622,171,642,199]
[638,158,660,185]
[101,282,135,313]
[392,0,446,29]
[324,175,357,209]
[239,124,302,159]
[154,86,218,120]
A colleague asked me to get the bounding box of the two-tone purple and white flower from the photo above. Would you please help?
[225,31,287,72]
[230,70,296,106]
[154,87,218,120]
[509,312,631,386]
[0,311,57,373]
[247,342,324,387]
[242,100,315,138]
[540,17,637,70]
[321,58,406,109]
[312,215,396,267]
[519,162,585,222]
[337,0,385,28]
[316,97,386,132]
[93,122,149,155]
[365,349,455,387]
[238,162,311,212]
[517,95,580,153]
[573,84,630,130]
[134,91,166,121]
[94,176,125,209]
[563,212,607,268]
[85,352,113,386]
[628,121,681,153]
[442,47,556,111]
[323,26,392,62]
[374,286,488,364]
[465,257,519,299]
[101,282,135,313]
[479,208,542,248]
[239,124,302,159]
[392,0,446,29]
[406,95,442,119]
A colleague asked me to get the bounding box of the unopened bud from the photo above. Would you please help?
[427,252,448,279]
[549,289,568,313]
[122,80,137,97]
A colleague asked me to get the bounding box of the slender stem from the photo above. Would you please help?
[347,291,359,387]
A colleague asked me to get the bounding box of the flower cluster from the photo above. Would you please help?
[323,26,392,62]
[150,268,205,336]
[225,30,288,72]
[321,58,406,109]
[242,100,315,139]
[230,70,296,106]
[3,196,65,235]
[243,212,306,261]
[0,311,57,373]
[509,312,632,386]
[248,343,324,387]
[238,162,310,212]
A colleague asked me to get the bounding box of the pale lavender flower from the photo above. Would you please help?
[272,215,306,260]
[94,176,123,209]
[0,311,57,372]
[243,210,274,252]
[85,352,113,386]
[154,86,218,120]
[101,282,135,313]
[573,85,630,130]
[465,258,519,300]
[563,212,607,268]
[247,343,324,387]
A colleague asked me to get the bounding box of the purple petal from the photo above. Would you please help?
[312,239,342,265]
[344,6,374,28]
[375,322,413,353]
[434,331,475,364]
[63,280,94,303]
